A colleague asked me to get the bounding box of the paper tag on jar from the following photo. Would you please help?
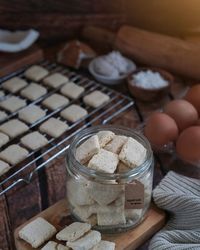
[125,180,144,209]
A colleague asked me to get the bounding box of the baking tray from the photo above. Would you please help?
[0,61,134,195]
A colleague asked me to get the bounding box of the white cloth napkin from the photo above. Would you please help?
[149,171,200,250]
[0,29,39,52]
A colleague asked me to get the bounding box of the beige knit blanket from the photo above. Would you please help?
[149,171,200,250]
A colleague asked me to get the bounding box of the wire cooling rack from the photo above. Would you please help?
[0,61,134,195]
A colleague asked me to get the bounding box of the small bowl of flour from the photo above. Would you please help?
[128,68,173,102]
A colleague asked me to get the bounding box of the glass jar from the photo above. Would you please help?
[66,125,154,233]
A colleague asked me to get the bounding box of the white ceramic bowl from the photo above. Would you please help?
[89,56,136,85]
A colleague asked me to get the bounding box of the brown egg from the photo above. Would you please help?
[144,112,179,148]
[176,126,200,163]
[163,99,198,132]
[185,84,200,115]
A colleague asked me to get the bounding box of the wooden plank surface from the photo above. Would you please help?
[14,199,166,250]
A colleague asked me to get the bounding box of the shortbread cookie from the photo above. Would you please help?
[0,119,28,138]
[56,222,91,242]
[76,135,100,164]
[67,230,101,250]
[18,217,56,248]
[67,178,94,206]
[39,117,68,138]
[0,132,9,148]
[97,209,126,226]
[20,83,47,101]
[0,160,11,176]
[0,144,29,165]
[21,132,48,150]
[0,96,26,112]
[43,73,69,88]
[73,205,94,221]
[0,91,5,98]
[42,94,69,110]
[2,77,28,93]
[60,82,84,99]
[60,104,88,123]
[42,241,69,250]
[18,105,46,124]
[24,65,49,81]
[0,111,8,122]
[97,131,115,147]
[119,137,147,168]
[92,240,115,250]
[83,91,110,108]
[88,149,119,173]
[105,135,128,154]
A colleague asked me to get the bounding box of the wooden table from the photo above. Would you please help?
[0,45,189,250]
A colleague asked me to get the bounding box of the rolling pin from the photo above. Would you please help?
[82,25,200,80]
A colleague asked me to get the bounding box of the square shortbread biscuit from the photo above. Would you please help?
[18,217,56,248]
[0,91,5,98]
[42,241,70,250]
[83,91,110,108]
[73,205,94,221]
[24,65,49,81]
[92,240,115,250]
[43,73,69,88]
[0,132,9,148]
[76,135,100,164]
[21,132,48,150]
[60,82,84,99]
[67,178,94,206]
[18,105,46,124]
[119,137,147,168]
[0,119,28,138]
[42,94,69,110]
[105,135,128,154]
[0,111,8,122]
[97,130,115,148]
[0,96,26,112]
[56,222,91,242]
[2,77,28,93]
[20,82,47,101]
[88,182,124,206]
[39,117,68,138]
[60,104,88,123]
[67,231,101,250]
[88,149,119,174]
[0,160,11,176]
[0,144,29,165]
[97,209,126,226]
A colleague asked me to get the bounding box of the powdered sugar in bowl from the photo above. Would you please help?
[128,67,173,102]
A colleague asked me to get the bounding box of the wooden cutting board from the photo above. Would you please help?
[14,199,166,250]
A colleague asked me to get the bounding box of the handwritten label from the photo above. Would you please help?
[125,180,144,209]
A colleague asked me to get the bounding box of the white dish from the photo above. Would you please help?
[89,56,136,85]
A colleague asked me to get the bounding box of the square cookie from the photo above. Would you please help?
[104,135,128,154]
[43,73,69,88]
[42,94,69,110]
[0,132,9,148]
[97,130,115,148]
[0,160,10,176]
[60,82,84,99]
[60,104,88,123]
[20,83,47,101]
[0,96,26,112]
[2,77,28,93]
[24,65,49,81]
[0,144,29,165]
[0,111,8,122]
[18,105,46,124]
[92,241,115,250]
[0,119,29,138]
[21,132,48,150]
[56,222,91,242]
[39,117,68,138]
[88,149,119,173]
[19,217,56,248]
[83,90,110,108]
[42,241,70,250]
[119,137,147,168]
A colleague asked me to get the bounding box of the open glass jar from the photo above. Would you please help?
[66,125,154,233]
